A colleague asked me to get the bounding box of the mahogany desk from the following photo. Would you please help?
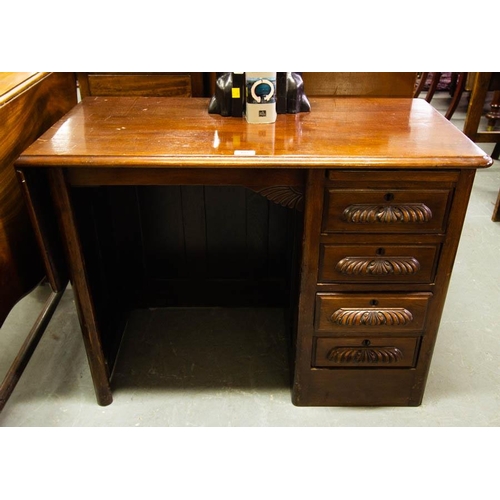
[15,97,491,407]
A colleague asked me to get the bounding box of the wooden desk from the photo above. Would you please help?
[15,96,491,407]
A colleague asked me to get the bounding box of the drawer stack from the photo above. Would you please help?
[294,169,465,406]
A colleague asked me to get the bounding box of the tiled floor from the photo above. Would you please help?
[1,91,500,427]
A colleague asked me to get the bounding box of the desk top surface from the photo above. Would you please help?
[17,96,492,169]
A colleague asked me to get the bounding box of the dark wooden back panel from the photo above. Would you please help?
[72,184,298,309]
[0,72,77,326]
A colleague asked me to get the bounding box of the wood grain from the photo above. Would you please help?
[16,97,492,169]
[0,72,76,326]
[77,73,207,98]
[301,72,417,97]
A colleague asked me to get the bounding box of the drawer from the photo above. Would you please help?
[313,336,420,368]
[322,188,452,234]
[319,243,440,283]
[315,293,432,334]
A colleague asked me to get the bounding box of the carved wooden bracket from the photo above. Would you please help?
[257,186,304,210]
[342,203,432,224]
[335,256,421,276]
[327,346,404,364]
[330,308,414,326]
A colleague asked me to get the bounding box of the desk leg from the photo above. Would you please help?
[292,169,325,405]
[48,168,113,406]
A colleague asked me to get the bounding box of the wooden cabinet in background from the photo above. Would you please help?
[77,72,209,98]
[301,72,417,97]
[0,72,76,410]
[0,72,76,326]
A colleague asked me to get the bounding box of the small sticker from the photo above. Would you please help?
[234,150,256,156]
[232,88,241,99]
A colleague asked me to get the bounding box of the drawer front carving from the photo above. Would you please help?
[319,244,439,283]
[331,307,413,327]
[314,337,420,368]
[342,203,432,224]
[323,189,452,233]
[315,293,432,333]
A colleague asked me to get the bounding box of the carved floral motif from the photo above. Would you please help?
[327,346,404,364]
[342,203,432,224]
[335,256,421,275]
[258,186,304,210]
[330,308,414,326]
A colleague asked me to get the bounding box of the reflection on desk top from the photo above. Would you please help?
[16,96,492,169]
